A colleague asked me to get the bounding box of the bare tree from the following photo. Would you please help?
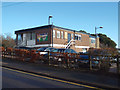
[0,33,16,48]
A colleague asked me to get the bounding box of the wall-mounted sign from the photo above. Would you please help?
[37,33,48,42]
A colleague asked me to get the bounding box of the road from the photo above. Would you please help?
[2,67,94,89]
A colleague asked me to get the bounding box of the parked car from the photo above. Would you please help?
[14,46,35,51]
[36,47,57,55]
[35,47,57,64]
[35,47,48,54]
[50,48,77,61]
[78,53,99,67]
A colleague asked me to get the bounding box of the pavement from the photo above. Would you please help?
[1,58,120,89]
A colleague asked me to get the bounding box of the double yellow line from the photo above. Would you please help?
[2,66,103,89]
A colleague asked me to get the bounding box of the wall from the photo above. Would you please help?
[52,27,90,52]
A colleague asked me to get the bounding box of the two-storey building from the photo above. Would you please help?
[15,25,99,52]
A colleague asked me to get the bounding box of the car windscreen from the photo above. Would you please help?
[52,49,65,53]
[37,47,48,51]
[44,48,56,51]
[70,49,77,53]
[64,49,77,53]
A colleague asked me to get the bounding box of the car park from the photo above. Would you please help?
[50,48,77,62]
[78,52,99,67]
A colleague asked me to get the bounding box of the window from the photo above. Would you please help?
[78,36,81,40]
[75,34,81,40]
[57,31,60,38]
[53,30,55,38]
[91,39,95,43]
[18,34,23,41]
[27,32,35,40]
[32,33,35,40]
[75,36,78,40]
[30,32,32,40]
[61,31,63,39]
[82,48,87,52]
[71,34,73,39]
[65,32,67,39]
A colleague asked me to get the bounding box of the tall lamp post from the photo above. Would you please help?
[95,26,103,48]
[48,15,52,25]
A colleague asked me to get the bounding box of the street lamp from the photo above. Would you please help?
[95,26,103,48]
[48,15,52,25]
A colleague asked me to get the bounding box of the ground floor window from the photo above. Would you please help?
[82,48,87,52]
[91,39,95,43]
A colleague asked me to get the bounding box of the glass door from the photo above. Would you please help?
[68,33,71,43]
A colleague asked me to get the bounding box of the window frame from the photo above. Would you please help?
[53,30,55,38]
[65,32,67,39]
[75,34,81,41]
[61,31,63,39]
[57,31,60,38]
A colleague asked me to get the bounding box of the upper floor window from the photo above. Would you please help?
[53,30,55,38]
[61,31,63,39]
[57,31,60,38]
[30,32,32,40]
[71,34,73,39]
[75,34,81,40]
[28,32,35,40]
[65,32,67,39]
[32,33,35,40]
[18,34,23,41]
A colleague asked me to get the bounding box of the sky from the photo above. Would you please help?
[2,2,118,47]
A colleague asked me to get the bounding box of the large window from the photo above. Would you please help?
[18,34,23,41]
[57,31,60,38]
[53,30,55,38]
[61,31,63,39]
[27,32,35,40]
[75,34,81,40]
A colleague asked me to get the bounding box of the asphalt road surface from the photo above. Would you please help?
[2,67,95,89]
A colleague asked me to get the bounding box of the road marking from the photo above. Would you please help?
[2,67,103,89]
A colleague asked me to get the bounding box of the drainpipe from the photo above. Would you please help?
[52,22,53,47]
[73,30,75,40]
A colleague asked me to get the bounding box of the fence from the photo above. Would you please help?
[1,47,120,74]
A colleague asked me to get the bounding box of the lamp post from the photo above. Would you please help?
[95,26,103,48]
[48,15,52,25]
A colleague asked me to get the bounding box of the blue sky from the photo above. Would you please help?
[2,2,118,47]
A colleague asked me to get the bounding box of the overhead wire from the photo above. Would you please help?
[2,2,25,8]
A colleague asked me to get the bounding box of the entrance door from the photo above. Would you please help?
[68,33,71,43]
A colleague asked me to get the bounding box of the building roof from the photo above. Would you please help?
[15,25,95,38]
[15,25,52,34]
